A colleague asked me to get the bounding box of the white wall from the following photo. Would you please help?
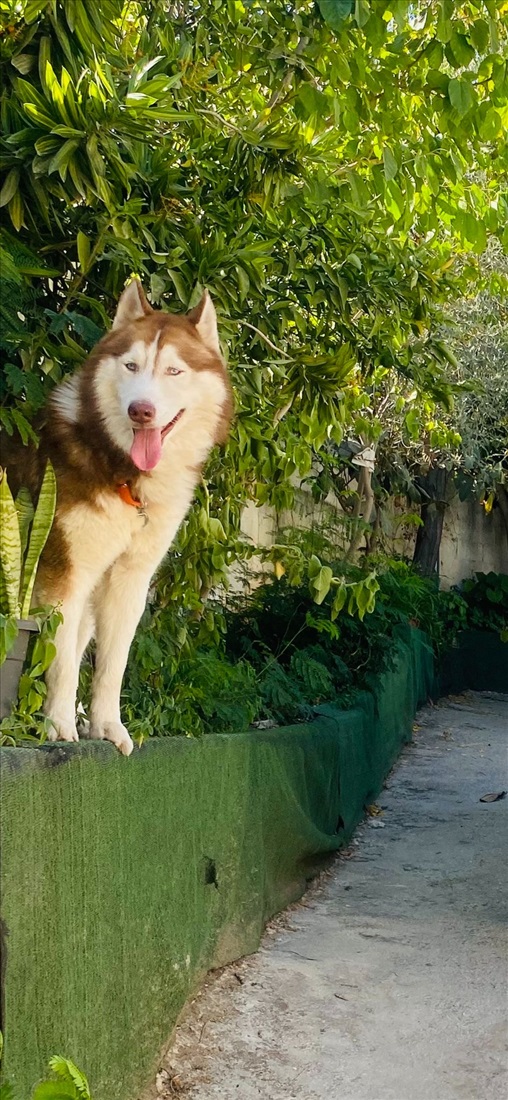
[439,498,508,588]
[239,491,507,589]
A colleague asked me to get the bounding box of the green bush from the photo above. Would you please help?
[460,571,508,639]
[222,563,418,724]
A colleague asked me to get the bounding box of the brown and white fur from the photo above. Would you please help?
[1,281,231,755]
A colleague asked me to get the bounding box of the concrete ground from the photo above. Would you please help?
[149,692,508,1100]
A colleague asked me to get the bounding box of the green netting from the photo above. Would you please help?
[1,629,435,1100]
[437,629,508,696]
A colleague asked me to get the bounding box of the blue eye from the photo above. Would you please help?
[125,361,138,372]
[167,366,183,376]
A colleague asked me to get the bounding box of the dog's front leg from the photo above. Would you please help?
[44,591,90,744]
[88,560,154,756]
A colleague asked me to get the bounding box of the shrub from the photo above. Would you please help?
[460,571,508,640]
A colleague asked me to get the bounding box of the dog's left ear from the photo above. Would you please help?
[187,290,221,356]
[112,279,153,330]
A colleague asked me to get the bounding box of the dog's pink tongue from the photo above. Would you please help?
[130,429,162,471]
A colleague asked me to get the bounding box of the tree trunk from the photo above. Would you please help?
[496,484,508,546]
[346,466,375,561]
[367,507,381,554]
[413,467,451,578]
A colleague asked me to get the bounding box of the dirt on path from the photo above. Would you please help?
[145,692,508,1100]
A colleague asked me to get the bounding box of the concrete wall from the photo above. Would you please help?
[439,497,508,588]
[239,491,507,587]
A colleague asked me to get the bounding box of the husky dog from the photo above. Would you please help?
[1,281,231,755]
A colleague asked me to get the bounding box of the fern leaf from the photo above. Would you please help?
[47,1057,91,1100]
[0,244,22,284]
[20,461,56,618]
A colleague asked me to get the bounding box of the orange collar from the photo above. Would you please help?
[117,482,143,508]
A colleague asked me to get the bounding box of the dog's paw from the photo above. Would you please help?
[46,719,79,744]
[89,721,134,756]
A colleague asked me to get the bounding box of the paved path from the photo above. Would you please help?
[150,692,508,1100]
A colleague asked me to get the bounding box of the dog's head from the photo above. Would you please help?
[60,281,231,472]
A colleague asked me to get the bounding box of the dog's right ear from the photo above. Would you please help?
[112,279,153,330]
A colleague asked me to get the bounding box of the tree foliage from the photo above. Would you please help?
[446,244,508,512]
[0,0,507,713]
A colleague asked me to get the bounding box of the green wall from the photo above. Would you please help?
[1,628,435,1099]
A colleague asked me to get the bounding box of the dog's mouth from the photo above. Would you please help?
[130,409,185,472]
[161,409,185,439]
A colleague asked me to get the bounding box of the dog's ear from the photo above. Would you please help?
[187,290,221,356]
[112,279,153,330]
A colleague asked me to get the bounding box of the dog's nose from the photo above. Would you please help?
[128,400,156,425]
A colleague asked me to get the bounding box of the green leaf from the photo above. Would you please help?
[76,231,90,274]
[48,139,80,180]
[448,78,473,117]
[404,407,420,439]
[436,2,453,44]
[47,1056,91,1099]
[8,191,24,231]
[353,581,372,621]
[308,555,323,580]
[11,53,36,75]
[354,0,371,29]
[150,272,166,303]
[15,487,35,558]
[66,312,103,347]
[297,84,327,119]
[346,253,362,272]
[384,179,404,221]
[0,468,22,618]
[331,582,347,621]
[0,169,20,209]
[317,0,353,32]
[9,409,38,446]
[20,461,57,618]
[0,613,19,665]
[312,565,333,605]
[30,637,56,674]
[167,269,188,305]
[454,210,487,252]
[23,0,49,23]
[208,517,227,541]
[382,146,398,182]
[470,19,489,53]
[480,108,502,141]
[31,1085,76,1099]
[236,266,249,302]
[447,31,475,69]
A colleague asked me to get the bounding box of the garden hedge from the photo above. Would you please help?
[1,626,505,1099]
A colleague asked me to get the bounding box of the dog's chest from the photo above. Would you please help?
[58,470,197,583]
